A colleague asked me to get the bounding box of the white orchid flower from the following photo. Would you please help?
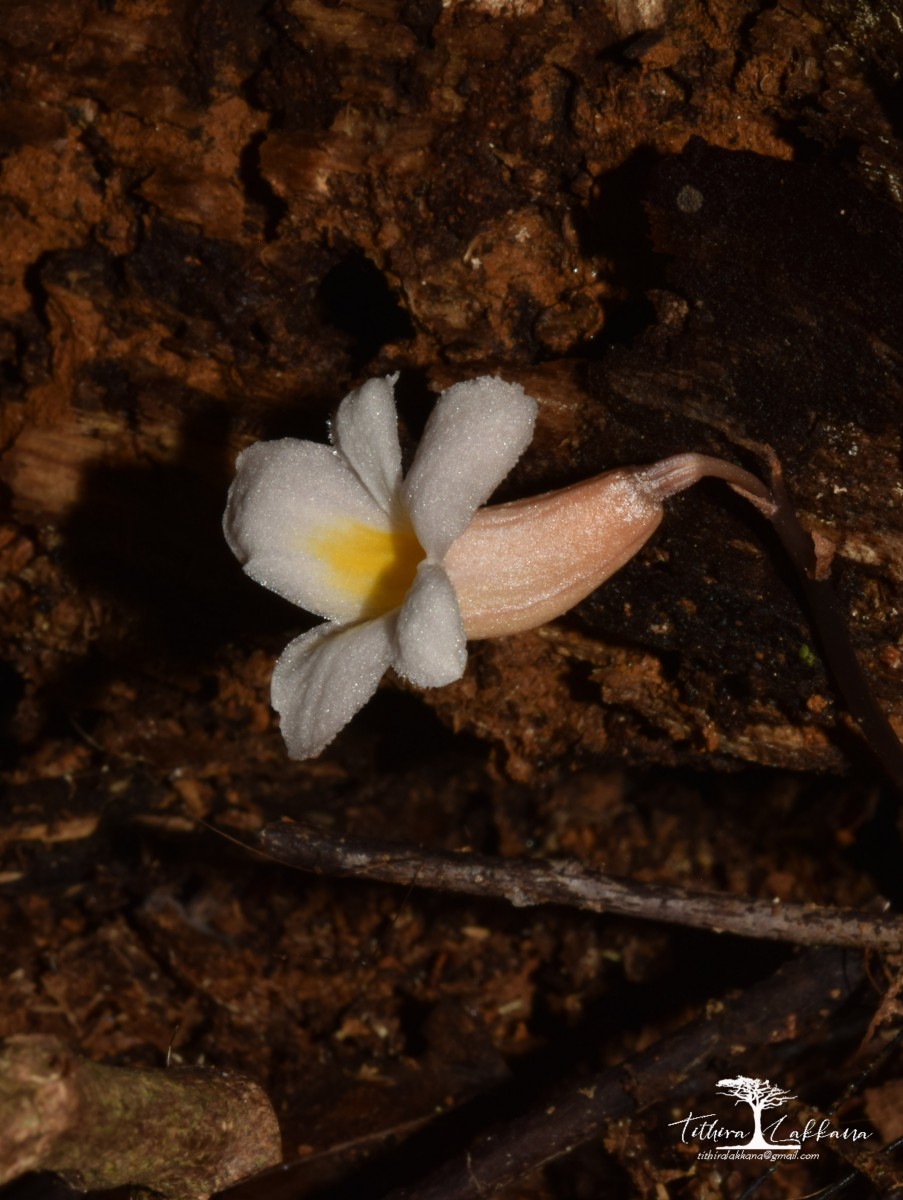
[223,375,537,758]
[225,373,777,759]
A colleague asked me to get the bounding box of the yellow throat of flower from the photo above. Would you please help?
[307,519,425,616]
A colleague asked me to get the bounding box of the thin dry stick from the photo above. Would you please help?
[792,1104,903,1196]
[260,823,903,951]
[380,947,864,1200]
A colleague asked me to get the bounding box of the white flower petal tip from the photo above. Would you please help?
[403,375,538,559]
[271,619,394,759]
[331,373,403,512]
[395,563,467,689]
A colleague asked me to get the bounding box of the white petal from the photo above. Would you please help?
[394,562,467,688]
[271,618,394,759]
[224,439,397,623]
[331,374,403,513]
[402,376,537,559]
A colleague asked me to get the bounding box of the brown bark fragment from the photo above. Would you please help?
[0,1035,281,1197]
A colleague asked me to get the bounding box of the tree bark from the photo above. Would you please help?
[0,1035,281,1198]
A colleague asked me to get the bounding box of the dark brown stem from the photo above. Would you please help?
[763,461,903,795]
[642,449,903,794]
[260,823,903,951]
[379,947,863,1200]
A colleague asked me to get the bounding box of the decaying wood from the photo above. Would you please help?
[262,821,903,951]
[3,2,903,1198]
[0,1034,281,1198]
[1,0,902,780]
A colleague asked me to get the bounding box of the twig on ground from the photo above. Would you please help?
[379,946,864,1200]
[803,1134,903,1200]
[260,823,902,951]
[792,1104,903,1195]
